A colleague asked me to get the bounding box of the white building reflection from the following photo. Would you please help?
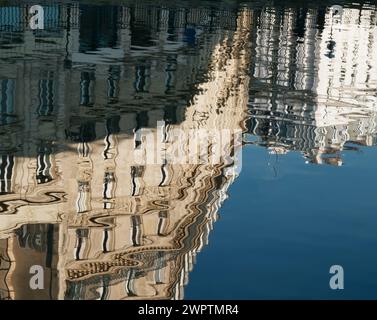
[248,4,377,165]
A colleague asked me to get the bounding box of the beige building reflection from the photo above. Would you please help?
[0,4,252,299]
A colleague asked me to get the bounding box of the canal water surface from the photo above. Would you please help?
[0,0,376,299]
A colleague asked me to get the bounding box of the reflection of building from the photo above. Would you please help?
[247,5,377,165]
[0,3,252,300]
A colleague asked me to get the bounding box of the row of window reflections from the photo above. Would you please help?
[76,163,169,213]
[0,155,167,198]
[1,131,169,198]
[0,65,177,124]
[0,148,53,195]
[74,212,169,260]
[1,159,168,205]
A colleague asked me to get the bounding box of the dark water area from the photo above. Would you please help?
[0,0,376,299]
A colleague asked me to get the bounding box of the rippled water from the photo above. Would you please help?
[0,1,376,300]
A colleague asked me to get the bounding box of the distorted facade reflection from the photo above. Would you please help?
[0,1,377,300]
[247,4,377,165]
[0,3,251,299]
